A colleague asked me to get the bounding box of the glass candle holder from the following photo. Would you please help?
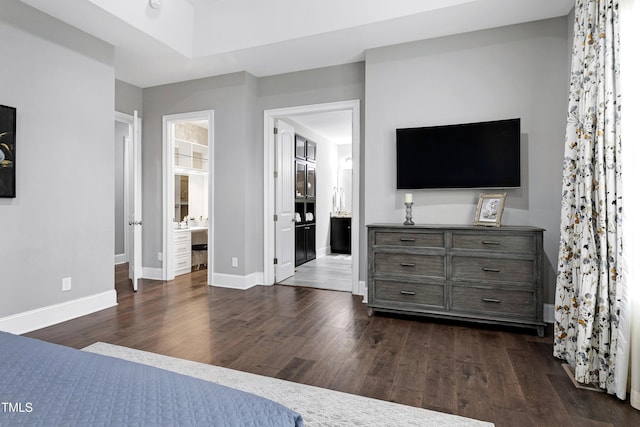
[403,202,414,226]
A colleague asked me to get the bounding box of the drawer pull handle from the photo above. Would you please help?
[400,238,416,242]
[482,267,500,273]
[482,240,501,245]
[482,298,501,303]
[400,262,416,267]
[400,290,416,296]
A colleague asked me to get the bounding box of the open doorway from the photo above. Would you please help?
[263,100,361,295]
[279,114,353,292]
[114,111,142,292]
[162,111,215,285]
[114,118,128,267]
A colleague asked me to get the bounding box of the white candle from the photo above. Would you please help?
[405,193,413,204]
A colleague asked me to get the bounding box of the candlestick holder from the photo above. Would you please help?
[403,202,414,226]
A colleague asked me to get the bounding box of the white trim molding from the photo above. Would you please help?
[358,280,367,299]
[0,290,117,335]
[211,272,264,290]
[264,100,361,293]
[114,253,127,265]
[316,246,329,258]
[143,267,163,281]
[162,110,215,285]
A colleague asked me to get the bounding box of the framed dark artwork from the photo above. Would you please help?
[0,105,16,198]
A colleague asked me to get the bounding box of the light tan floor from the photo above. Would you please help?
[279,254,352,292]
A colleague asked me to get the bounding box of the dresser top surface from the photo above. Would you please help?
[366,223,545,232]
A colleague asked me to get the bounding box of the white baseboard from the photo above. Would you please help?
[0,290,117,335]
[143,267,163,281]
[211,272,263,290]
[316,246,329,257]
[358,280,367,299]
[114,254,126,265]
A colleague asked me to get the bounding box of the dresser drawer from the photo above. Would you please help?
[451,285,535,317]
[451,256,533,284]
[374,252,445,277]
[452,232,534,254]
[174,231,191,243]
[374,231,444,248]
[174,254,192,275]
[174,240,191,256]
[374,280,444,308]
[174,231,192,257]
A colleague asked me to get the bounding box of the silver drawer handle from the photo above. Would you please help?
[482,267,500,273]
[400,262,416,267]
[400,290,416,296]
[482,298,501,303]
[482,240,501,245]
[400,238,416,242]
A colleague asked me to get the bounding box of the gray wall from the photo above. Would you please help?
[0,1,115,317]
[115,79,143,117]
[258,63,366,280]
[364,18,569,303]
[142,72,260,275]
[242,74,260,274]
[139,65,365,280]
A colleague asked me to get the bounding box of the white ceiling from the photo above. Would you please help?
[16,0,573,143]
[18,0,574,89]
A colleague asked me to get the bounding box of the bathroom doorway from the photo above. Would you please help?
[162,111,214,285]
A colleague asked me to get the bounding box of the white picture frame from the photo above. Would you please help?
[474,193,506,227]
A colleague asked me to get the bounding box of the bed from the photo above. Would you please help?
[0,331,303,426]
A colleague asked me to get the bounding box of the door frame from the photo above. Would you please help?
[263,100,361,295]
[162,110,215,285]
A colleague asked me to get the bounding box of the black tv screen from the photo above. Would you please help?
[396,118,521,189]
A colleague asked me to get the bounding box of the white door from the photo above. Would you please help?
[274,120,295,282]
[128,111,142,291]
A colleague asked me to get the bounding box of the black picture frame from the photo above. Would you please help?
[0,105,16,198]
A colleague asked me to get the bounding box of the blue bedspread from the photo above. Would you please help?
[0,331,303,426]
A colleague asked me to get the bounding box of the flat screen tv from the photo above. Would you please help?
[396,118,521,189]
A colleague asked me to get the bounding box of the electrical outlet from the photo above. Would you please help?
[232,257,238,268]
[157,252,163,261]
[62,277,72,292]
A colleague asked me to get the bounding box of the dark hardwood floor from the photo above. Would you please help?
[25,264,640,427]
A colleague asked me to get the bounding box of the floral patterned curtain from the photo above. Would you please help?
[554,0,623,393]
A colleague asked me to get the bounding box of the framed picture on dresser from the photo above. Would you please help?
[474,193,506,227]
[0,104,16,198]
